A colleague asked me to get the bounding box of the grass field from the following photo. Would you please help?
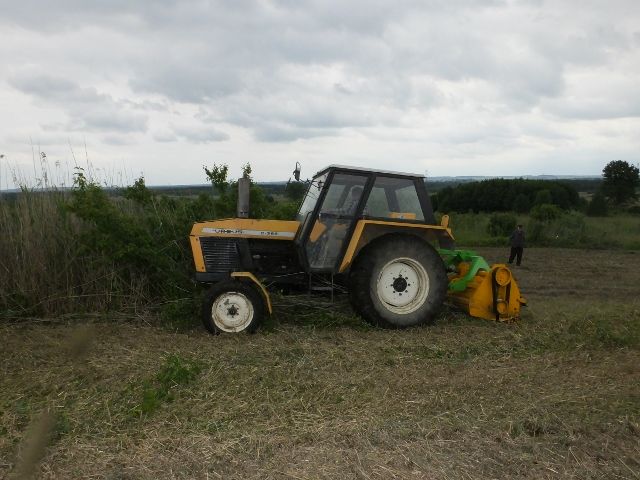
[1,248,639,479]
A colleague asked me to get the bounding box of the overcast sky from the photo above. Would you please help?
[1,0,639,187]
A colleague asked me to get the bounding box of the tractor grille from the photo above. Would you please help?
[200,237,241,273]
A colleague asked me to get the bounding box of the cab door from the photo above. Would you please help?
[304,172,369,271]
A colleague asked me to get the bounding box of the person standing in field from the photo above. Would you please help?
[508,224,525,266]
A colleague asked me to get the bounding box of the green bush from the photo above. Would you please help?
[530,204,562,222]
[487,213,517,237]
[534,189,553,206]
[587,191,608,217]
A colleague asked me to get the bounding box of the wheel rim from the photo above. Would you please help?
[211,291,254,333]
[376,257,430,314]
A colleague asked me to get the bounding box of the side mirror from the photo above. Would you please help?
[293,162,301,182]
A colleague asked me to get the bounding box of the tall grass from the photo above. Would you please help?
[0,181,196,317]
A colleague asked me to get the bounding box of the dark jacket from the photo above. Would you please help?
[510,229,525,248]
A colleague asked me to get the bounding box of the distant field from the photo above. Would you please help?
[1,248,639,479]
[450,213,640,250]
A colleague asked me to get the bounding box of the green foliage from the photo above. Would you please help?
[203,164,229,195]
[602,160,639,204]
[269,200,300,220]
[437,178,579,213]
[241,162,252,180]
[160,297,201,331]
[135,355,202,416]
[487,213,517,237]
[1,159,311,318]
[285,181,307,202]
[527,220,545,244]
[534,189,553,206]
[66,169,172,292]
[527,212,588,247]
[449,211,640,249]
[587,191,608,217]
[530,204,562,222]
[123,177,153,205]
[513,193,530,213]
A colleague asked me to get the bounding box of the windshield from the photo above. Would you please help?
[296,173,327,222]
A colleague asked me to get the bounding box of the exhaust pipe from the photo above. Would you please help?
[237,176,250,218]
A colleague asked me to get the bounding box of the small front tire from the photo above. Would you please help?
[202,280,264,334]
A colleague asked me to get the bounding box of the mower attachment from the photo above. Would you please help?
[439,249,526,322]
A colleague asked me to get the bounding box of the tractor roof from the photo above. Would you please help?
[314,164,425,179]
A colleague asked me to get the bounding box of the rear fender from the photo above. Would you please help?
[339,220,454,273]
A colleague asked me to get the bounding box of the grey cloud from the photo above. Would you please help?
[6,0,605,143]
[70,110,148,133]
[546,98,640,120]
[102,134,138,146]
[9,70,148,133]
[1,0,639,172]
[130,65,243,103]
[253,124,337,143]
[153,131,178,142]
[170,125,229,143]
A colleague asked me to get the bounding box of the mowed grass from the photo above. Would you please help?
[1,249,639,479]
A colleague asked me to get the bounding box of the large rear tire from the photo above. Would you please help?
[202,280,264,334]
[349,235,447,328]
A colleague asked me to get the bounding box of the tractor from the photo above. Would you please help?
[190,165,525,334]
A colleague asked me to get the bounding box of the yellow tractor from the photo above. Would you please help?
[190,165,525,334]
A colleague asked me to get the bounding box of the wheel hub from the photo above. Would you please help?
[211,292,254,333]
[376,258,430,314]
[392,275,408,293]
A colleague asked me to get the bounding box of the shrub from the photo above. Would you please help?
[534,189,553,206]
[487,213,517,237]
[587,191,608,217]
[530,204,562,222]
[527,220,546,243]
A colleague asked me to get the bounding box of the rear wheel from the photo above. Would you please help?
[202,280,264,334]
[349,235,447,328]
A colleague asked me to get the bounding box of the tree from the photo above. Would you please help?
[513,193,530,213]
[203,164,229,195]
[534,189,553,206]
[602,160,639,204]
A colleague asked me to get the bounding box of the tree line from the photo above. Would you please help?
[432,160,639,216]
[433,178,580,213]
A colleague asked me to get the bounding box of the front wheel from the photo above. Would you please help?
[349,235,447,328]
[202,280,264,334]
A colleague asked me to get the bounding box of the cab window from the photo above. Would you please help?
[363,177,424,221]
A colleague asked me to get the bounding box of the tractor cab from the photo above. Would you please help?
[294,165,438,272]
